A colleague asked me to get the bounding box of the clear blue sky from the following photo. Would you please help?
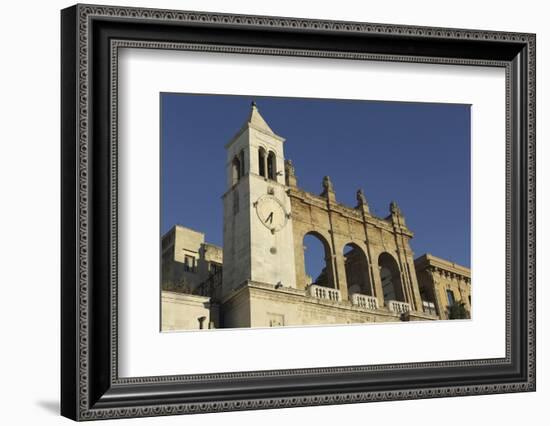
[161,93,471,274]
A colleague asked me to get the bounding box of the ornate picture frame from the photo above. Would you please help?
[61,4,535,421]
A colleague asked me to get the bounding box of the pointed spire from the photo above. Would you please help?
[225,101,285,149]
[246,101,277,136]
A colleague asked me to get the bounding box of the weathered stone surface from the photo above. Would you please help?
[415,254,471,319]
[161,291,219,331]
[161,225,223,293]
[223,282,401,328]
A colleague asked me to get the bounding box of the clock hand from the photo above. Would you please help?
[266,212,274,224]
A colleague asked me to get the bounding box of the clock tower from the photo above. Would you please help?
[222,102,297,298]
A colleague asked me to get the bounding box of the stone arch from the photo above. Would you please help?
[231,155,241,185]
[258,146,266,177]
[239,149,245,177]
[267,150,277,181]
[301,231,335,289]
[342,242,372,296]
[378,252,405,302]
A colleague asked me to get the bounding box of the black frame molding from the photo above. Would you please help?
[61,4,536,421]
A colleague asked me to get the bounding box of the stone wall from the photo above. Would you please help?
[161,291,219,331]
[161,225,223,293]
[222,281,403,328]
[288,186,423,313]
[415,254,471,319]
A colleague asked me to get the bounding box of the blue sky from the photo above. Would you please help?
[161,93,471,277]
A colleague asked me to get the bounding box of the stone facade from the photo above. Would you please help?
[160,102,471,331]
[222,281,402,329]
[161,291,219,331]
[415,254,472,319]
[222,102,297,298]
[288,183,423,312]
[161,225,222,293]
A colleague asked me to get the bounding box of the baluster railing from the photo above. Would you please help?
[308,285,341,302]
[386,300,411,314]
[350,293,378,310]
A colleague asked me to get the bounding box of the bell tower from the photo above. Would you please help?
[222,102,297,298]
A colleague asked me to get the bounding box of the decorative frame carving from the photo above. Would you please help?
[61,4,535,421]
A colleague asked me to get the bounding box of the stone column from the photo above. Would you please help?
[404,257,423,311]
[292,225,310,291]
[435,270,450,319]
[321,176,342,296]
[458,276,471,312]
[429,268,444,319]
[356,188,378,299]
[372,263,385,308]
[332,247,349,301]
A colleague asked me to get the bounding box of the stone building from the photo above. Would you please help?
[415,254,471,319]
[161,226,222,330]
[161,102,471,331]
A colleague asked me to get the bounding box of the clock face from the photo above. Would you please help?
[255,195,288,233]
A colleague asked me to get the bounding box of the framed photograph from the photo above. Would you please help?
[61,4,536,421]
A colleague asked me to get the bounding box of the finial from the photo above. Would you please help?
[322,175,333,192]
[355,188,370,213]
[356,189,367,205]
[390,201,401,215]
[285,159,297,187]
[251,100,257,108]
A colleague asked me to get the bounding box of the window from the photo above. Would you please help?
[267,151,276,180]
[184,255,196,273]
[258,147,266,177]
[231,156,241,185]
[446,289,456,306]
[239,149,245,177]
[422,301,437,316]
[210,263,222,275]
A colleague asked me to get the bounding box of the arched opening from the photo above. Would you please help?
[343,243,372,296]
[231,155,241,185]
[239,149,245,177]
[267,151,277,181]
[378,252,405,302]
[258,147,266,177]
[303,232,335,289]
